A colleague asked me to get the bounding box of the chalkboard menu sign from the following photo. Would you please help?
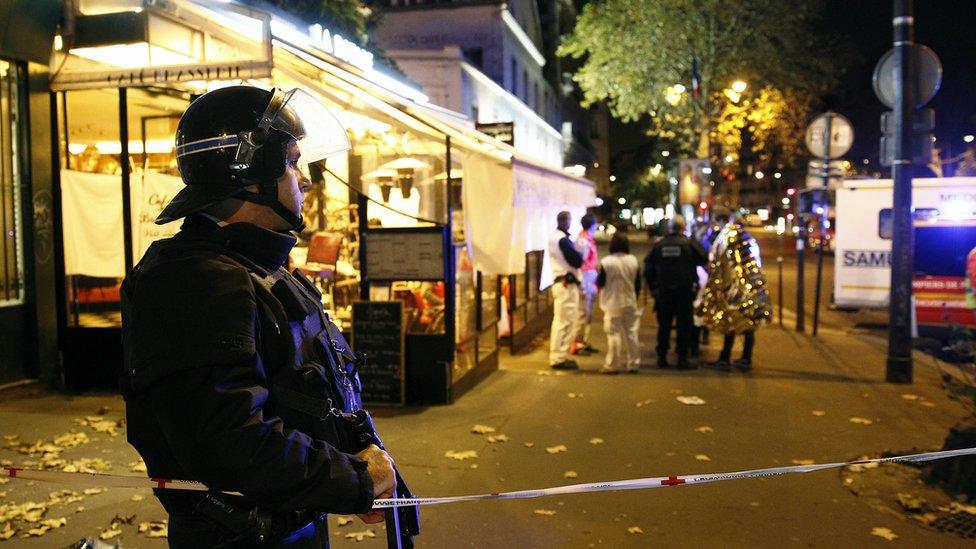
[352,301,405,405]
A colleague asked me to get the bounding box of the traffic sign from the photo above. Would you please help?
[805,113,854,159]
[872,44,942,109]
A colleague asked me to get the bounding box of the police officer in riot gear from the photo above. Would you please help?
[644,215,708,370]
[121,85,402,547]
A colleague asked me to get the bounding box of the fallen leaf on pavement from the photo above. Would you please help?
[546,445,568,454]
[564,471,578,478]
[487,434,509,443]
[627,526,644,534]
[871,527,898,541]
[847,461,879,473]
[444,450,478,460]
[920,401,936,408]
[99,528,122,541]
[901,394,919,401]
[523,442,534,448]
[469,464,478,469]
[665,452,676,457]
[336,516,353,526]
[949,502,976,515]
[83,488,106,496]
[812,410,826,416]
[533,509,556,516]
[42,518,66,529]
[635,399,653,407]
[792,459,815,465]
[0,522,13,540]
[471,425,496,434]
[695,454,711,461]
[677,396,706,406]
[130,460,147,473]
[536,370,552,376]
[849,417,873,425]
[568,393,581,399]
[131,495,144,502]
[345,529,376,541]
[897,493,928,512]
[694,426,713,434]
[588,438,604,445]
[0,478,7,484]
[138,520,168,538]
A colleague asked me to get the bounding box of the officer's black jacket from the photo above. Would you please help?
[121,215,373,517]
[644,232,709,293]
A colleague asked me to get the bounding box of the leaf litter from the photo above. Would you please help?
[444,450,478,460]
[471,425,496,434]
[546,445,568,454]
[676,396,706,406]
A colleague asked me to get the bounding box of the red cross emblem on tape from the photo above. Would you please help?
[660,476,685,486]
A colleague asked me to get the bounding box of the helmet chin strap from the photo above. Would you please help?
[235,181,306,233]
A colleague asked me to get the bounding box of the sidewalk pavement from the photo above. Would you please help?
[0,304,972,547]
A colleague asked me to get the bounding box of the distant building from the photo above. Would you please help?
[368,0,608,185]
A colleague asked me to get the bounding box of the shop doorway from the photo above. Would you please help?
[0,59,30,384]
[57,87,187,389]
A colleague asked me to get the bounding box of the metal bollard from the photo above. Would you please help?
[777,256,784,326]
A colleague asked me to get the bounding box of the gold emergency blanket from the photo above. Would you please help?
[698,223,772,334]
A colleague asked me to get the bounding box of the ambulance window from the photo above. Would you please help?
[878,208,941,239]
[879,209,892,239]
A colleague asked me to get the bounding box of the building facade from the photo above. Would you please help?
[368,0,609,190]
[0,0,61,387]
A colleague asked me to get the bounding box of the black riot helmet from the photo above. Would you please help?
[157,85,349,230]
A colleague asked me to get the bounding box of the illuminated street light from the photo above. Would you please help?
[673,84,686,94]
[755,171,765,180]
[724,154,734,163]
[730,80,748,93]
[965,135,974,143]
[773,172,782,179]
[661,150,671,157]
[782,197,790,205]
[595,197,604,206]
[618,197,626,205]
[609,175,617,182]
[702,167,712,175]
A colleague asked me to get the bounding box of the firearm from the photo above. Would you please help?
[338,409,420,549]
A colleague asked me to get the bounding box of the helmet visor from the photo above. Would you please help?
[272,88,350,167]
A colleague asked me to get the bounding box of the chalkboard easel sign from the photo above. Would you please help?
[351,301,405,406]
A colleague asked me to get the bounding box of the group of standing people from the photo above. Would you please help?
[547,208,772,374]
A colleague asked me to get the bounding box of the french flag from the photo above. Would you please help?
[691,56,701,100]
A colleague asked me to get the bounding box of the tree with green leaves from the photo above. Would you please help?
[559,0,837,168]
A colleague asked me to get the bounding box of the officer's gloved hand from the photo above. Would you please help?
[356,444,396,524]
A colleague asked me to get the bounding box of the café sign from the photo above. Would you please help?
[308,24,374,71]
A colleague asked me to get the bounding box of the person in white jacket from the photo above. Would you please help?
[597,234,642,374]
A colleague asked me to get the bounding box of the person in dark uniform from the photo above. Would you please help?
[644,215,708,369]
[121,86,400,547]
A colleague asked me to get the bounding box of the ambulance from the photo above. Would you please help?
[833,177,976,330]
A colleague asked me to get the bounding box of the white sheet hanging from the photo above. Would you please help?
[61,169,184,277]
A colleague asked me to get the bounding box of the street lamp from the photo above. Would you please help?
[661,150,671,157]
[731,80,748,93]
[965,135,974,143]
[755,171,765,179]
[773,172,782,179]
[617,197,626,205]
[609,175,617,182]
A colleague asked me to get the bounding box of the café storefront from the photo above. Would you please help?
[50,0,594,403]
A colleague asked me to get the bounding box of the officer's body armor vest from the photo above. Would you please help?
[231,248,364,450]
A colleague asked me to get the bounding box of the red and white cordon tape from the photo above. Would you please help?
[3,447,975,509]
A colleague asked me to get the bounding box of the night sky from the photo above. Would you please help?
[825,0,976,165]
[610,0,976,172]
